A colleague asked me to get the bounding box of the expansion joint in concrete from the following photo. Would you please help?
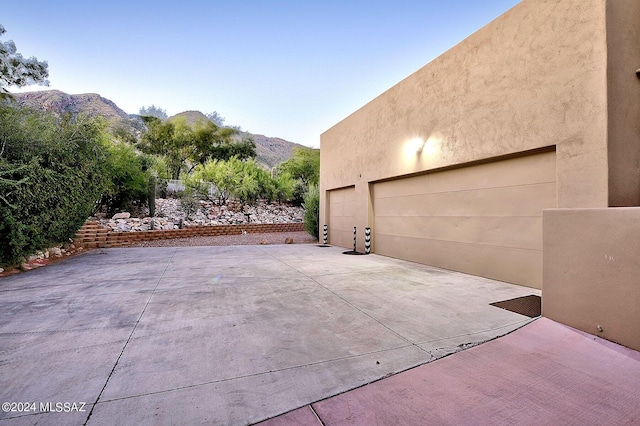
[83,248,179,425]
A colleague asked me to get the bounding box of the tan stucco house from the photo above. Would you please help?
[320,0,640,351]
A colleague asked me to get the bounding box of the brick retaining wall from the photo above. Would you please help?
[74,221,306,248]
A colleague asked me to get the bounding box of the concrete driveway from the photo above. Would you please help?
[0,244,538,425]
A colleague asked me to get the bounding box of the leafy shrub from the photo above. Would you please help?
[0,105,109,266]
[190,159,231,204]
[277,147,320,206]
[0,206,28,266]
[272,172,295,203]
[190,156,292,205]
[303,185,319,239]
[150,156,170,198]
[99,143,151,215]
[290,180,307,206]
[182,173,211,199]
[277,147,319,186]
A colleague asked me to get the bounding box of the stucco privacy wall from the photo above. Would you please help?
[543,208,640,352]
[319,0,624,287]
[607,0,640,206]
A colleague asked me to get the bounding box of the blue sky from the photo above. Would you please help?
[3,1,520,147]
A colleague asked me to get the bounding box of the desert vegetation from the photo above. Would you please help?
[0,23,320,268]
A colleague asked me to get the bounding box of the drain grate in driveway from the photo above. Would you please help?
[490,295,541,318]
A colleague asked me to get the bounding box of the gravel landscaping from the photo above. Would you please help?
[99,198,304,232]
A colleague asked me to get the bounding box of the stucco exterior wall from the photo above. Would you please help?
[321,0,611,243]
[607,0,640,207]
[320,0,640,350]
[543,208,640,352]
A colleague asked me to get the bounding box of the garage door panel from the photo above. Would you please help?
[375,151,556,200]
[373,176,429,199]
[426,184,554,217]
[328,186,356,249]
[426,151,556,193]
[330,187,352,202]
[375,216,542,251]
[373,193,427,217]
[375,234,542,288]
[376,183,555,218]
[332,216,353,232]
[373,151,556,288]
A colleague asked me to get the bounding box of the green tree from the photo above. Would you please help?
[0,24,49,100]
[278,147,320,186]
[216,156,258,204]
[209,159,236,205]
[189,158,240,205]
[189,156,292,205]
[0,159,28,208]
[236,159,273,204]
[191,118,248,167]
[138,116,254,179]
[99,143,151,215]
[235,171,259,204]
[149,155,170,197]
[110,124,139,145]
[0,105,109,266]
[277,147,320,205]
[150,155,170,180]
[272,171,295,203]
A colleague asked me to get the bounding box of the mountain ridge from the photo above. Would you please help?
[12,90,306,168]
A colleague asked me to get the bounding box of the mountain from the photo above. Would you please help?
[11,90,306,168]
[11,90,144,133]
[251,134,306,169]
[166,110,209,126]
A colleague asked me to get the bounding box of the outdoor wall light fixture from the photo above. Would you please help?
[636,68,640,78]
[407,137,426,155]
[403,133,442,162]
[402,137,426,163]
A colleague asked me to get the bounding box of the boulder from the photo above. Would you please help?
[285,237,294,244]
[112,212,131,220]
[117,222,131,232]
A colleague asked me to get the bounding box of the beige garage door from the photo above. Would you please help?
[373,150,556,288]
[328,186,356,249]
